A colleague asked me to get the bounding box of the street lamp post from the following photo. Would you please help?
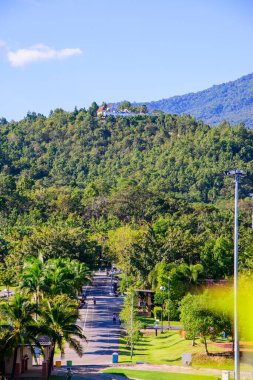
[160,286,166,334]
[99,246,102,271]
[249,193,253,229]
[110,262,114,293]
[224,169,246,380]
[167,278,170,329]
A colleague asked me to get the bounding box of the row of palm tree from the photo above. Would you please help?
[21,255,91,299]
[0,255,91,379]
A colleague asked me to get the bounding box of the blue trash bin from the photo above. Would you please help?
[112,352,118,363]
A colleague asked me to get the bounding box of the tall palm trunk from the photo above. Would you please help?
[0,355,6,378]
[47,342,55,380]
[10,346,18,380]
[0,343,9,377]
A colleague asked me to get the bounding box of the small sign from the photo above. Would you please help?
[182,353,192,366]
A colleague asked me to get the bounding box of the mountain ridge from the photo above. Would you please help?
[111,73,253,127]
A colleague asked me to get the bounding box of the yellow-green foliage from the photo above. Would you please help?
[208,275,253,341]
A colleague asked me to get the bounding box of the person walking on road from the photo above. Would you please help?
[113,313,117,324]
[117,313,121,325]
[80,295,86,307]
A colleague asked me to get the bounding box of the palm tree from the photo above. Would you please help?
[0,293,40,379]
[20,256,45,317]
[21,256,91,300]
[189,263,204,284]
[67,259,91,295]
[43,258,75,297]
[0,327,13,378]
[178,263,204,286]
[39,297,86,379]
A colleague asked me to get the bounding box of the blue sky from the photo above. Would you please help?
[0,0,253,121]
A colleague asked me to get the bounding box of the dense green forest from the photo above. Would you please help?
[1,108,253,199]
[0,108,253,316]
[132,72,253,127]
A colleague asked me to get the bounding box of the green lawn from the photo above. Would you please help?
[119,330,253,372]
[103,369,218,380]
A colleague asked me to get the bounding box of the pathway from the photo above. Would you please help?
[54,272,123,367]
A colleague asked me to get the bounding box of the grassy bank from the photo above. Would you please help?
[118,330,253,371]
[103,369,218,380]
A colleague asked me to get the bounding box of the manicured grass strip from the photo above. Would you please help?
[103,369,218,380]
[118,331,223,366]
[118,330,247,371]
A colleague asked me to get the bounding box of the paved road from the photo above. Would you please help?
[54,272,123,367]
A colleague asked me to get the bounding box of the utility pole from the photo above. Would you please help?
[167,278,170,329]
[130,291,134,359]
[160,286,166,334]
[225,169,246,380]
[110,262,113,293]
[249,193,253,229]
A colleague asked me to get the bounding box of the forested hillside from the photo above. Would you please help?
[0,109,253,298]
[1,109,253,200]
[138,73,253,127]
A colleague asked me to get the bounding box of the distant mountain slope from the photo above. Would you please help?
[145,73,253,127]
[115,73,253,127]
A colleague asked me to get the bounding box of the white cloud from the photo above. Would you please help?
[7,44,82,67]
